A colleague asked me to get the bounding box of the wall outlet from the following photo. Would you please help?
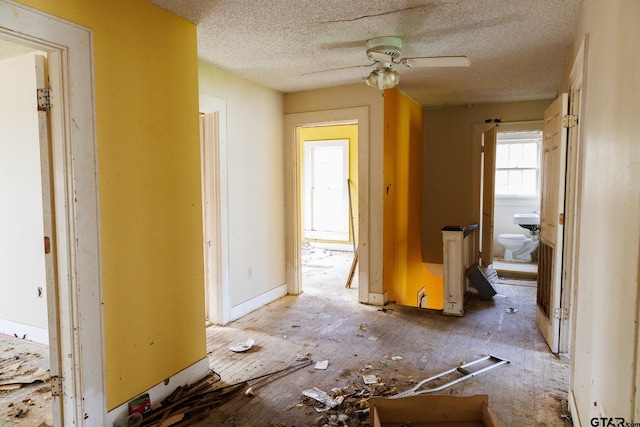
[417,287,427,308]
[247,267,253,279]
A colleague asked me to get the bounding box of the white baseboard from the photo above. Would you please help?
[368,291,386,306]
[106,356,209,425]
[230,284,287,321]
[0,319,49,345]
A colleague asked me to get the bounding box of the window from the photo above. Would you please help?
[495,130,542,197]
[303,139,349,241]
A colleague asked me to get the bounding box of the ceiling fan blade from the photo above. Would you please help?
[401,56,470,68]
[302,63,374,76]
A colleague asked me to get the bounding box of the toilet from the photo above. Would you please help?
[497,233,539,262]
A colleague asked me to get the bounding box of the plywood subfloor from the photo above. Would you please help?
[195,251,571,426]
[0,334,52,427]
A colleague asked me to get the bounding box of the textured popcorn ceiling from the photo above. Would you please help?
[147,0,584,107]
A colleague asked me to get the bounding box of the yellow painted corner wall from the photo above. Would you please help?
[298,125,358,245]
[17,0,206,410]
[383,90,443,309]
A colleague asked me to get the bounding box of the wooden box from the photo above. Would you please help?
[370,394,500,427]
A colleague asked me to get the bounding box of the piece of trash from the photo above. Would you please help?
[296,352,311,361]
[391,356,403,361]
[334,395,345,405]
[358,398,370,409]
[362,374,379,385]
[368,336,379,341]
[314,360,329,370]
[359,323,367,331]
[245,386,254,396]
[353,408,370,419]
[302,387,338,408]
[228,338,255,352]
[506,307,519,314]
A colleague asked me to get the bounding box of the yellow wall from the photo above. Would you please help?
[383,90,442,308]
[299,125,358,246]
[17,0,206,410]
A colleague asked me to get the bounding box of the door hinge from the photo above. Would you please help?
[562,114,578,128]
[50,375,62,397]
[37,88,52,111]
[554,307,569,320]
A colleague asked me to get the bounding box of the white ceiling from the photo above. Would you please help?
[155,1,582,107]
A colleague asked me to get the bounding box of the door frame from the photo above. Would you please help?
[0,2,105,425]
[560,40,586,354]
[472,121,545,264]
[284,107,369,303]
[199,94,231,325]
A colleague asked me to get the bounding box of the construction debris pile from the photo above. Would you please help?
[299,381,401,427]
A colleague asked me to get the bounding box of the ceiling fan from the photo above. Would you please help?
[362,36,470,90]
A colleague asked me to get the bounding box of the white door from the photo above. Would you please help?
[536,93,569,353]
[480,126,496,267]
[0,53,61,423]
[303,140,349,241]
[199,94,231,326]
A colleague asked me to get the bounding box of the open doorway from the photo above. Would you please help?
[491,123,543,280]
[284,106,370,304]
[199,94,230,326]
[0,46,53,426]
[0,4,106,424]
[298,125,358,301]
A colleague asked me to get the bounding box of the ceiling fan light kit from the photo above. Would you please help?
[365,66,400,90]
[363,36,470,90]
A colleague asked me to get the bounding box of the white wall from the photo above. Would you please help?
[198,63,286,312]
[560,0,640,423]
[0,53,48,341]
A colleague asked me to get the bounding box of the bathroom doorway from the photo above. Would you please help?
[491,122,543,279]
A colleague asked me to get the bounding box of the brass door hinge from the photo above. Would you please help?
[562,114,578,128]
[554,307,569,320]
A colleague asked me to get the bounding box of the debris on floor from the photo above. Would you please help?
[297,376,403,426]
[314,360,329,370]
[138,360,314,426]
[228,337,255,352]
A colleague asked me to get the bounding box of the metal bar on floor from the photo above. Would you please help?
[391,354,510,398]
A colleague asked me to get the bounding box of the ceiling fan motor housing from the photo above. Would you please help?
[366,36,403,61]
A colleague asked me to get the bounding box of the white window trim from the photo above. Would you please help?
[494,121,544,200]
[303,139,350,242]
